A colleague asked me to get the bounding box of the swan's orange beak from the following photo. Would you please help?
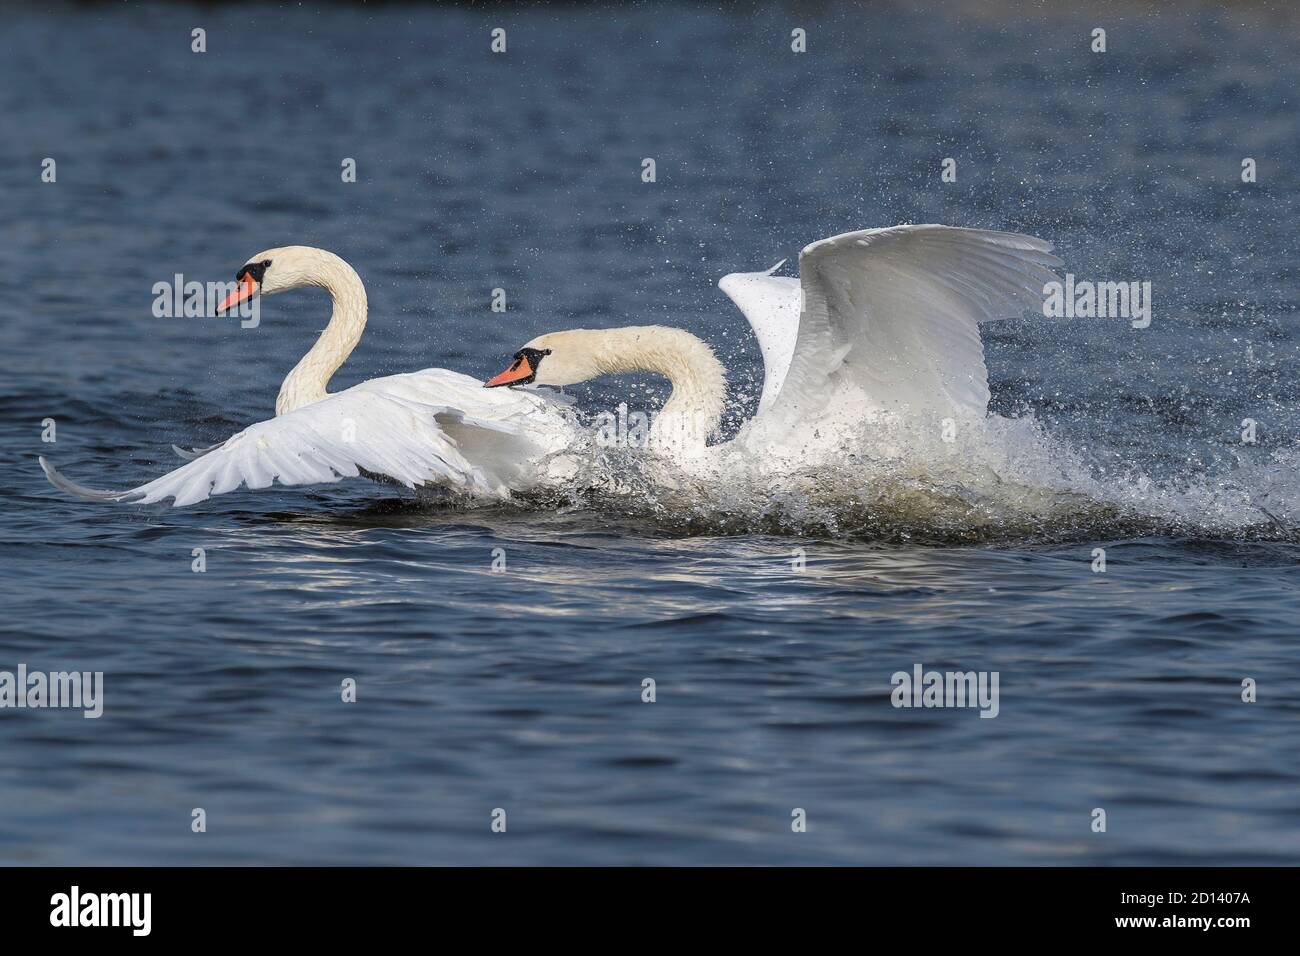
[485,354,537,388]
[215,273,258,313]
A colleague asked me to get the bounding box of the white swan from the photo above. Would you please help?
[489,224,1061,459]
[39,246,591,506]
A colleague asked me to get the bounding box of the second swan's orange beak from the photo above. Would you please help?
[485,353,537,388]
[215,273,258,313]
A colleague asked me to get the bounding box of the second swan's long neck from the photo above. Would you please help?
[590,326,727,452]
[276,252,369,416]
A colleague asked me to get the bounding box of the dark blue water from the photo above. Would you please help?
[2,0,1299,864]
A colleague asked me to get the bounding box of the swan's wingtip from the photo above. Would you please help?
[38,455,63,483]
[38,456,140,503]
[39,455,77,496]
[37,456,57,494]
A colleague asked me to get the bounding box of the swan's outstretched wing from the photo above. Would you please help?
[41,369,571,507]
[753,225,1060,430]
[718,261,801,414]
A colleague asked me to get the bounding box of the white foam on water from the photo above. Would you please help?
[509,407,1297,542]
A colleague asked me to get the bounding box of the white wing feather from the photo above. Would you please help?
[717,261,801,414]
[740,225,1061,434]
[40,369,572,507]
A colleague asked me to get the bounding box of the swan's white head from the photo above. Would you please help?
[484,330,600,388]
[485,326,728,452]
[215,246,348,312]
[484,327,725,393]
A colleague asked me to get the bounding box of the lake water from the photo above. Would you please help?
[2,0,1299,865]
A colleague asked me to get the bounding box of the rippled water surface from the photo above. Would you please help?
[2,0,1299,865]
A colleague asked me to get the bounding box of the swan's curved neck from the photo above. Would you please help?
[590,326,726,451]
[275,253,368,415]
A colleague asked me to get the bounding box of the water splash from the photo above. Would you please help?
[490,408,1299,544]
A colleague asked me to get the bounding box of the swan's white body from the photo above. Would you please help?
[41,226,1060,508]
